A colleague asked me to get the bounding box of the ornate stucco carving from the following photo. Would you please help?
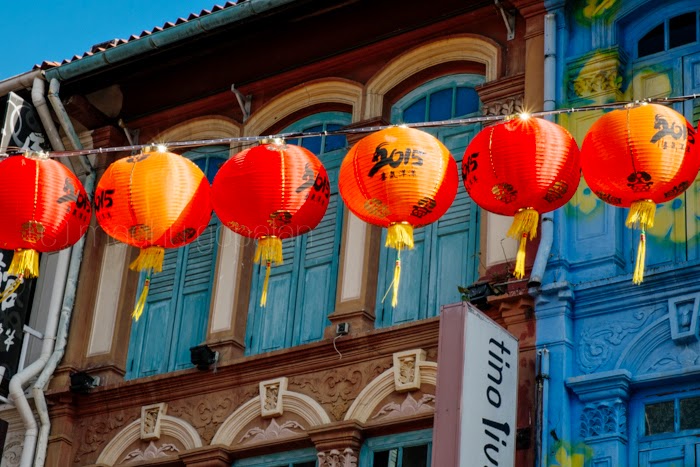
[289,359,392,421]
[393,349,426,392]
[120,441,179,463]
[317,448,358,467]
[579,398,627,440]
[140,403,167,441]
[260,377,288,418]
[566,48,627,102]
[481,95,525,117]
[371,393,435,420]
[74,410,134,465]
[577,309,652,373]
[238,418,305,444]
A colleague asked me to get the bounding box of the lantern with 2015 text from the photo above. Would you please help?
[212,140,330,307]
[581,103,699,284]
[462,117,581,279]
[338,126,458,307]
[94,150,213,319]
[0,154,91,299]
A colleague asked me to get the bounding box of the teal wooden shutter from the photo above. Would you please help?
[377,75,482,327]
[684,51,700,262]
[246,113,349,355]
[125,148,225,380]
[126,248,180,379]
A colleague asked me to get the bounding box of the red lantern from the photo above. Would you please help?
[212,140,330,306]
[338,126,458,306]
[0,154,91,298]
[581,103,699,283]
[95,149,212,318]
[462,117,581,279]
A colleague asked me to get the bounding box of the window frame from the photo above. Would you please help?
[359,429,433,467]
[232,447,318,467]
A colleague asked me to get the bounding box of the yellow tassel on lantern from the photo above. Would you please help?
[130,246,165,273]
[255,236,283,307]
[386,223,414,250]
[626,199,655,284]
[8,249,40,279]
[392,254,402,308]
[132,272,151,321]
[507,208,539,280]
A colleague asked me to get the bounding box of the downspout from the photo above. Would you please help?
[32,78,94,467]
[528,12,557,287]
[536,348,550,467]
[8,248,71,467]
[31,77,66,152]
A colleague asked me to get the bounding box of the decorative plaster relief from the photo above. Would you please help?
[140,403,167,441]
[289,360,392,421]
[570,69,622,99]
[393,349,426,392]
[578,310,652,373]
[371,393,435,421]
[579,399,627,440]
[260,377,288,418]
[74,410,133,465]
[645,342,700,373]
[168,387,256,444]
[482,95,524,117]
[238,418,305,444]
[668,293,700,343]
[2,432,24,467]
[120,441,179,464]
[317,448,358,467]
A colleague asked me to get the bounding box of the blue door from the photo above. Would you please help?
[125,147,225,379]
[245,112,350,355]
[376,75,483,327]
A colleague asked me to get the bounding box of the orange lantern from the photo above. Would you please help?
[338,126,458,306]
[212,140,330,306]
[0,154,91,297]
[462,117,581,279]
[581,103,698,283]
[94,149,212,318]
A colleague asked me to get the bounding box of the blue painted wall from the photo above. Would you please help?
[538,1,700,466]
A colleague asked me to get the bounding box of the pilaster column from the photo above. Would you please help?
[308,420,363,467]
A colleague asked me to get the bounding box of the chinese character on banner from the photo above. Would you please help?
[0,250,36,397]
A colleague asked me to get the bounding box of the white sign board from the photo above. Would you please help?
[461,306,518,467]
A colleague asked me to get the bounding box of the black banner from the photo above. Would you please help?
[0,91,49,153]
[0,250,36,397]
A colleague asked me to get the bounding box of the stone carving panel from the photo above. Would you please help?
[260,377,288,418]
[579,398,627,440]
[372,393,435,421]
[578,309,654,373]
[2,431,24,467]
[168,386,256,444]
[238,418,305,444]
[289,359,392,421]
[669,293,700,343]
[120,441,179,464]
[74,409,136,465]
[317,448,358,467]
[140,403,166,441]
[393,349,425,392]
[482,95,524,117]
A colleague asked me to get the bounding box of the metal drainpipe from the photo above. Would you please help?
[528,12,557,288]
[30,77,66,152]
[536,348,550,467]
[32,78,93,467]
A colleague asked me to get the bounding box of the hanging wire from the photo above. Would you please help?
[1,94,697,159]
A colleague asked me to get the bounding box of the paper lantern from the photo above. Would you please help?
[212,140,329,306]
[338,126,458,306]
[0,154,91,298]
[94,149,212,318]
[462,117,581,279]
[581,104,698,283]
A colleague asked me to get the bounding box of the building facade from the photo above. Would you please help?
[538,0,700,466]
[0,0,548,466]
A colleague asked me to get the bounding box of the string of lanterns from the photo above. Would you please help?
[0,98,696,319]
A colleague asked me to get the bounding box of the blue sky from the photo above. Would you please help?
[2,0,221,80]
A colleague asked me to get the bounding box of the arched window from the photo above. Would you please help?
[637,10,698,58]
[245,111,350,355]
[376,74,483,327]
[125,147,226,379]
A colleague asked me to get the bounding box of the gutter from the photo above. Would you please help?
[44,0,298,83]
[0,70,42,97]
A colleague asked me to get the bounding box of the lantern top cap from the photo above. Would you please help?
[259,137,285,146]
